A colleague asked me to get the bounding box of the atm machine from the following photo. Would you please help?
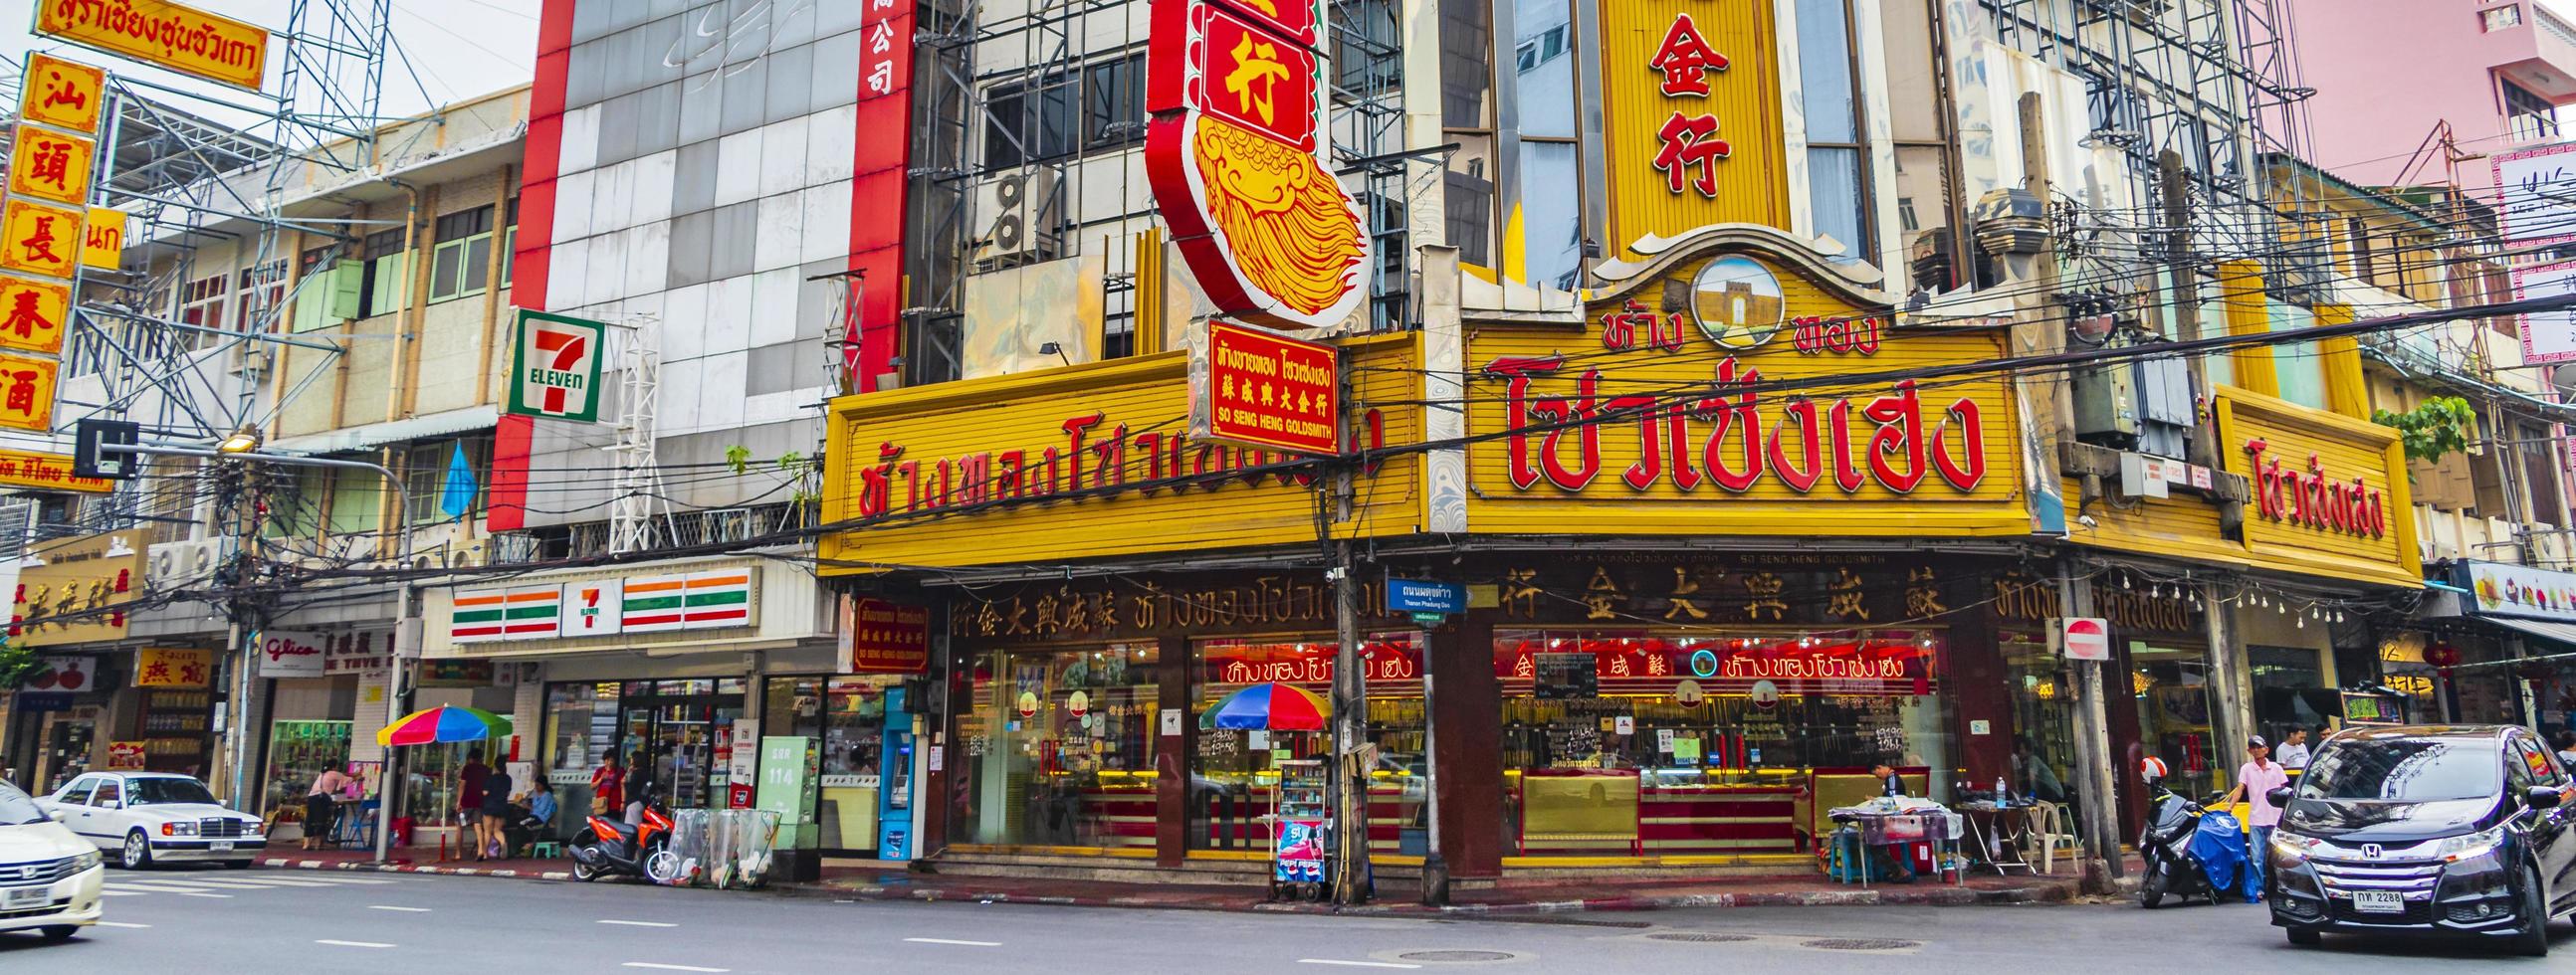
[876,684,917,860]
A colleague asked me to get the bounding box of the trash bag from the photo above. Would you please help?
[2185,810,2247,897]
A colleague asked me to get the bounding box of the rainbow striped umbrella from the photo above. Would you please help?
[1198,682,1330,731]
[376,704,513,746]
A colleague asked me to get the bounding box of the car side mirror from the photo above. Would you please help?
[2265,787,2294,808]
[49,810,67,822]
[2530,786,2565,810]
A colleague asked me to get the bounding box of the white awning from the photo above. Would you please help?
[2475,615,2576,651]
[269,405,499,456]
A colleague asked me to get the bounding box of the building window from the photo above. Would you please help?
[402,436,492,524]
[2485,3,2523,32]
[2505,79,2560,141]
[1796,0,1872,260]
[1442,0,1497,272]
[358,229,409,319]
[1512,0,1584,291]
[177,274,227,345]
[233,260,288,333]
[430,205,497,303]
[948,644,1162,851]
[502,197,518,291]
[981,51,1147,170]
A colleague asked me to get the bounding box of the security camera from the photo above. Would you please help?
[2076,514,2099,528]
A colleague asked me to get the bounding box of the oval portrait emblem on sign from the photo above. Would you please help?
[1690,255,1785,349]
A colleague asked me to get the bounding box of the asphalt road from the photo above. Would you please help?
[4,865,2573,973]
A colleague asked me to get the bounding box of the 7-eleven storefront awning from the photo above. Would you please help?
[426,557,824,660]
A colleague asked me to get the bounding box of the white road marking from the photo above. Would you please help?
[96,889,142,896]
[173,891,233,898]
[315,939,396,948]
[289,876,401,883]
[619,964,729,973]
[94,921,149,928]
[1296,962,1420,970]
[367,904,433,912]
[598,919,680,927]
[905,938,1002,946]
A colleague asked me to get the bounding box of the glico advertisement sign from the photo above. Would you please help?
[1145,0,1373,329]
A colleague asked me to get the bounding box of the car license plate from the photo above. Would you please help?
[3,886,46,908]
[208,841,234,853]
[2353,890,2404,913]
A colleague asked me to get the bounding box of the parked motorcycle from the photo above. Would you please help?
[2138,778,2248,907]
[568,791,678,883]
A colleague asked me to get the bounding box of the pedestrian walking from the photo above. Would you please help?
[589,752,625,819]
[456,749,491,861]
[304,766,353,851]
[480,762,514,859]
[2219,736,2289,902]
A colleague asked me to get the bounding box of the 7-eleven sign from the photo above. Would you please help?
[508,309,607,422]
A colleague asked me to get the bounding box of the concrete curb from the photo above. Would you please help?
[259,858,576,881]
[776,878,2077,915]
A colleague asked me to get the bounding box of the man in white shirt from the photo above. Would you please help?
[2273,728,2311,771]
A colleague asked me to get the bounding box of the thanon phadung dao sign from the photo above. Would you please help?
[1386,578,1465,615]
[508,309,608,423]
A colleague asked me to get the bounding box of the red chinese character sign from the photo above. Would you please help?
[20,54,107,135]
[0,352,61,432]
[0,276,71,356]
[7,129,97,207]
[844,0,917,395]
[1600,0,1788,255]
[1145,0,1372,329]
[1190,319,1340,454]
[0,199,82,281]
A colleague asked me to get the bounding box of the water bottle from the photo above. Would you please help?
[1994,776,2009,805]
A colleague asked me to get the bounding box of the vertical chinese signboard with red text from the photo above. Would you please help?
[1600,0,1788,256]
[1190,319,1340,454]
[0,51,113,433]
[848,0,918,393]
[1145,0,1373,330]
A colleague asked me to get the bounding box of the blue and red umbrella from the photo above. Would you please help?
[1198,682,1329,731]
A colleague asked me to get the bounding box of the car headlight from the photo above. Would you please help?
[240,819,264,837]
[160,821,196,837]
[2270,832,2323,866]
[70,850,101,872]
[2433,826,2504,864]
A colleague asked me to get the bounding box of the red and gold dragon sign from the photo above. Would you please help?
[1146,0,1373,329]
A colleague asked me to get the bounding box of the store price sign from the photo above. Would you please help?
[1189,319,1340,455]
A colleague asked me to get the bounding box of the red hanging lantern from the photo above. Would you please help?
[2423,643,2463,669]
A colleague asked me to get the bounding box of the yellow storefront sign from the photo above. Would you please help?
[820,333,1425,571]
[2215,387,2418,587]
[19,54,107,134]
[0,199,84,280]
[0,447,113,492]
[133,648,214,688]
[0,275,73,355]
[0,352,62,432]
[82,207,126,271]
[11,531,142,647]
[6,127,98,207]
[35,0,270,93]
[1597,0,1789,257]
[1463,228,2027,538]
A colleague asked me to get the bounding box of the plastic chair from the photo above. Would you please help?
[2023,800,2081,875]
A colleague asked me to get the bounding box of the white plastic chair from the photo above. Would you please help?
[2024,800,2082,875]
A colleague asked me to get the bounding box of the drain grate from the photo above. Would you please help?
[1397,950,1519,962]
[1802,938,1920,951]
[1647,933,1757,943]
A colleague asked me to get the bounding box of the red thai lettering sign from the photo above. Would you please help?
[1145,0,1372,329]
[1482,354,1987,495]
[840,596,930,674]
[2244,437,2388,539]
[1192,319,1340,454]
[1203,638,1419,687]
[1495,635,1937,697]
[846,0,917,394]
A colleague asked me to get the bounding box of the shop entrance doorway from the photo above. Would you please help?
[614,680,747,810]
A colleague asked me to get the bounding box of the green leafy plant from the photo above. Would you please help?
[2371,395,2475,467]
[0,640,40,689]
[724,444,753,475]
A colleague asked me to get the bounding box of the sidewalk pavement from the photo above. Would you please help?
[260,847,2105,915]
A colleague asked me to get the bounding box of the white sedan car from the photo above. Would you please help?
[40,772,267,870]
[0,778,105,940]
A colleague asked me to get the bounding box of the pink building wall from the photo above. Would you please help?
[2293,0,2576,191]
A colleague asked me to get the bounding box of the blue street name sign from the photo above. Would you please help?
[1386,578,1465,615]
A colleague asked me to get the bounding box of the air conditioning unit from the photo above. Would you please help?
[972,168,1062,269]
[146,538,226,589]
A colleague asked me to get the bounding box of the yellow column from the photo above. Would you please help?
[2314,302,2370,419]
[2220,260,2278,397]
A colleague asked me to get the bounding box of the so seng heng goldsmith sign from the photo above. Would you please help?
[1190,319,1339,455]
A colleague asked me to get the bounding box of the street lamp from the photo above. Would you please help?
[214,426,262,455]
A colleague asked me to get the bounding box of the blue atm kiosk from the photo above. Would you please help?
[876,685,916,860]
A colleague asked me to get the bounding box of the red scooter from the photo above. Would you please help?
[569,791,677,882]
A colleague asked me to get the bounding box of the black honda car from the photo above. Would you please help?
[2266,725,2573,956]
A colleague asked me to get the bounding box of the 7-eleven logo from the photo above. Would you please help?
[514,310,605,422]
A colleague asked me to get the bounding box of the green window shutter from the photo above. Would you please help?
[327,260,365,320]
[369,251,410,315]
[291,287,324,332]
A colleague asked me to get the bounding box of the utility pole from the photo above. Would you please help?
[1328,367,1371,905]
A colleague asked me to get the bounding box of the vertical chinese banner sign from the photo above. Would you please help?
[1600,0,1787,256]
[1145,0,1373,330]
[848,0,918,393]
[0,52,110,434]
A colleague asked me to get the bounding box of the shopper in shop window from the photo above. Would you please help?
[2273,727,2311,771]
